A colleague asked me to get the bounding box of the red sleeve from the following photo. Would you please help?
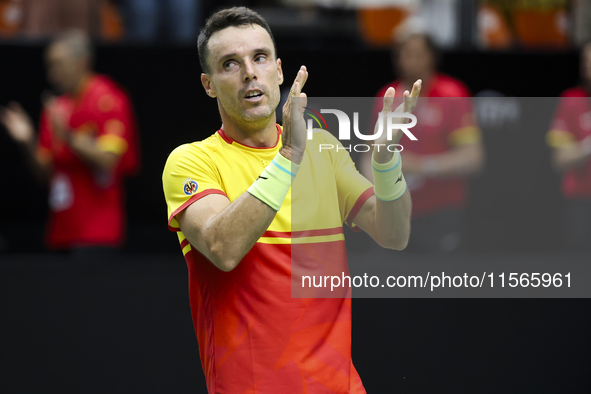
[95,94,130,147]
[94,90,140,175]
[546,95,579,148]
[445,98,481,147]
[441,79,480,146]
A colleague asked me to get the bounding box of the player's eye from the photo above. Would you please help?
[223,60,237,70]
[255,55,266,62]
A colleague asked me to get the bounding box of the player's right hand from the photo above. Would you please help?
[0,102,35,146]
[281,65,308,165]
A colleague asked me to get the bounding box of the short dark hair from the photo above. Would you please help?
[198,7,277,73]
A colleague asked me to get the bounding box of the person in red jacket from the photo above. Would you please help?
[546,42,591,250]
[362,32,485,252]
[0,30,140,250]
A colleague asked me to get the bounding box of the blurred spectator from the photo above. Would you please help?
[0,30,140,251]
[546,41,591,251]
[356,0,458,48]
[124,0,200,42]
[0,0,125,40]
[477,0,569,49]
[22,0,102,37]
[0,0,24,37]
[574,0,591,46]
[476,1,513,49]
[361,30,484,252]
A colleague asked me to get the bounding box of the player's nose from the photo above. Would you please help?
[243,60,257,82]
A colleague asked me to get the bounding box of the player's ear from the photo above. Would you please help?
[277,58,284,85]
[201,73,217,98]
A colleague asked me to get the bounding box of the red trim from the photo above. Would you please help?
[168,189,228,231]
[217,124,282,149]
[217,128,234,144]
[262,227,343,239]
[345,187,375,231]
[262,230,291,238]
[180,238,190,249]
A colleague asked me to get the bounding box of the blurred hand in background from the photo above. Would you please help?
[0,102,35,147]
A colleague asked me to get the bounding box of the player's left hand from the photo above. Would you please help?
[373,79,421,163]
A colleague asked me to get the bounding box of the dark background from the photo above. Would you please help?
[2,254,590,393]
[1,42,590,393]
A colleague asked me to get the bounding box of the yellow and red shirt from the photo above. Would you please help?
[546,86,591,199]
[162,125,373,394]
[375,73,481,217]
[37,74,140,249]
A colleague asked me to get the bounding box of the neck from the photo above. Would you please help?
[70,71,93,97]
[219,109,278,148]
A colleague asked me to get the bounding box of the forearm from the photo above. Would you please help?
[552,141,591,172]
[361,78,419,250]
[181,150,297,272]
[375,189,412,250]
[196,193,277,271]
[367,149,412,250]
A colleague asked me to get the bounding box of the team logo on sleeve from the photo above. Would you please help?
[182,178,198,195]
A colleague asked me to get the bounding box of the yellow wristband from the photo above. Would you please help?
[247,152,300,211]
[371,152,406,201]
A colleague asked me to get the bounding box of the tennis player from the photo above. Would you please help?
[546,41,591,250]
[163,7,420,393]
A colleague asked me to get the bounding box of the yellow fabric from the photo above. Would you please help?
[162,127,373,248]
[96,134,128,155]
[546,129,576,148]
[448,126,482,146]
[291,233,345,245]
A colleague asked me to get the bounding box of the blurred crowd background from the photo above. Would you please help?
[1,0,590,254]
[0,0,589,47]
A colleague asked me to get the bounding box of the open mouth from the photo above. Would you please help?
[244,90,264,101]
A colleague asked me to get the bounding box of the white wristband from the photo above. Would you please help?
[371,152,407,201]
